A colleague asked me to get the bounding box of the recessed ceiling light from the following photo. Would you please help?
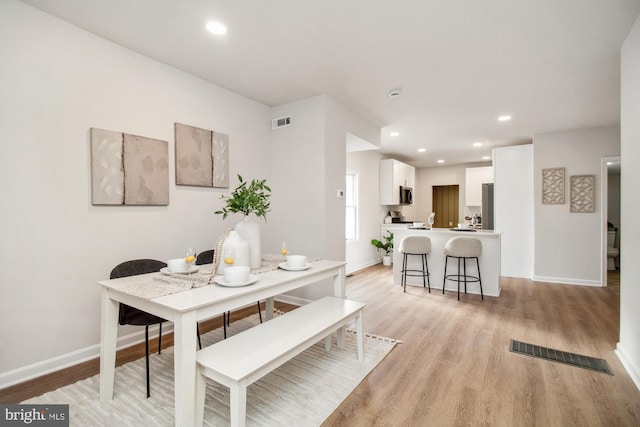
[473,142,483,147]
[206,21,227,35]
[388,88,402,98]
[390,131,400,137]
[437,159,444,164]
[417,148,426,153]
[482,156,491,160]
[498,115,511,122]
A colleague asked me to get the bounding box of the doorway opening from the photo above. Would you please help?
[602,156,621,287]
[432,185,459,228]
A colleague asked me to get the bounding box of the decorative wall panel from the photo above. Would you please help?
[542,167,565,204]
[570,175,596,213]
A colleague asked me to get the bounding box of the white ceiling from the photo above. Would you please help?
[20,0,640,167]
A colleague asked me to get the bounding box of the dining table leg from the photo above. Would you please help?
[334,265,347,349]
[265,297,275,321]
[99,288,118,402]
[173,311,198,427]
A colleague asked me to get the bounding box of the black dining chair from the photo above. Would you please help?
[195,249,263,339]
[110,259,167,398]
[111,258,203,398]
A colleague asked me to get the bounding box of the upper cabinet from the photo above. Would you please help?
[380,159,416,205]
[465,166,493,206]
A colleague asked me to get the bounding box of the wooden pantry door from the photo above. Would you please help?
[432,185,459,228]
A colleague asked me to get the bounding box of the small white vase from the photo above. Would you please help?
[382,255,392,266]
[216,230,250,274]
[235,215,262,269]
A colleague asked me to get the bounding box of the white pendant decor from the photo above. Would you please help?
[216,230,250,274]
[235,216,262,268]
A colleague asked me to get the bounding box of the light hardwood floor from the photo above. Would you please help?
[323,265,639,426]
[2,265,639,426]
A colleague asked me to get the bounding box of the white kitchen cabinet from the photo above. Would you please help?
[465,166,493,206]
[380,159,416,205]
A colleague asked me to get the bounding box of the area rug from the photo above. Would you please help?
[24,311,400,426]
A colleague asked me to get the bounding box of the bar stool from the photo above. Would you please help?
[443,237,483,301]
[399,236,431,293]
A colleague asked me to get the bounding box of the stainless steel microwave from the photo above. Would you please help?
[399,186,413,205]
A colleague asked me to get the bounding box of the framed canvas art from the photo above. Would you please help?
[175,123,229,188]
[90,128,169,206]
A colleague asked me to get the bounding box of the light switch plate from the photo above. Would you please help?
[337,189,345,198]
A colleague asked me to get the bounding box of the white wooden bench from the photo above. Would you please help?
[195,296,366,427]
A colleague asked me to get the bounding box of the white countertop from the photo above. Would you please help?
[389,227,502,237]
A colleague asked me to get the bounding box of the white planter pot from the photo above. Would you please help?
[382,255,392,266]
[235,216,262,268]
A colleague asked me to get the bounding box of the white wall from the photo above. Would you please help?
[346,150,387,273]
[0,1,272,385]
[493,145,534,278]
[532,125,620,285]
[266,95,379,301]
[618,14,640,391]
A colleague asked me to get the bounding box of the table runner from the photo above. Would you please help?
[110,254,315,300]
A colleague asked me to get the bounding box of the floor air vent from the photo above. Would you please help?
[509,339,613,375]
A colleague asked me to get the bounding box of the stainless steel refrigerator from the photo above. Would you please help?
[482,183,494,230]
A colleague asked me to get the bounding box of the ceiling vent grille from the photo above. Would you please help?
[272,115,292,129]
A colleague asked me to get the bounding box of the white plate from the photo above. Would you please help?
[160,265,199,275]
[279,262,312,271]
[214,274,258,287]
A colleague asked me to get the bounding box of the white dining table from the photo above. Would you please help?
[98,259,346,427]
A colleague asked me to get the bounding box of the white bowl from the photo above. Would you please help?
[286,255,307,268]
[167,258,189,273]
[457,223,469,229]
[413,222,424,228]
[224,266,250,283]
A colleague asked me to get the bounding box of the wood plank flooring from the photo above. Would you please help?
[2,266,639,426]
[322,265,640,427]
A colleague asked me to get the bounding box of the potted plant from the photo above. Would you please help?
[215,175,271,268]
[371,231,394,266]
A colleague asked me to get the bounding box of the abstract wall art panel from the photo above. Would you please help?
[175,122,213,187]
[542,167,565,205]
[212,131,229,188]
[91,128,124,205]
[90,128,169,206]
[570,175,596,213]
[123,134,169,205]
[174,123,229,188]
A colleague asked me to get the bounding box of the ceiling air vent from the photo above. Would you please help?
[272,115,292,129]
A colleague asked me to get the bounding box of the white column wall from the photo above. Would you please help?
[618,14,640,391]
[493,145,534,278]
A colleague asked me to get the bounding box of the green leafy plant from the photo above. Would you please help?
[371,231,393,256]
[215,175,271,220]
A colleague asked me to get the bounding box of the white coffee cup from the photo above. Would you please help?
[168,258,189,273]
[457,223,469,229]
[286,255,307,268]
[413,222,424,228]
[224,266,250,283]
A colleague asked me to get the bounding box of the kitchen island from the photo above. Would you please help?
[392,228,502,297]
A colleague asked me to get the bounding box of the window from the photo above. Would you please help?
[345,169,358,241]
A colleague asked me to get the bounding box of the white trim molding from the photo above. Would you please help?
[532,276,602,287]
[616,342,640,393]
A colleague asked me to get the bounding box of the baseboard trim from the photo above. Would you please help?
[532,275,602,287]
[346,259,382,275]
[615,342,640,393]
[0,325,168,390]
